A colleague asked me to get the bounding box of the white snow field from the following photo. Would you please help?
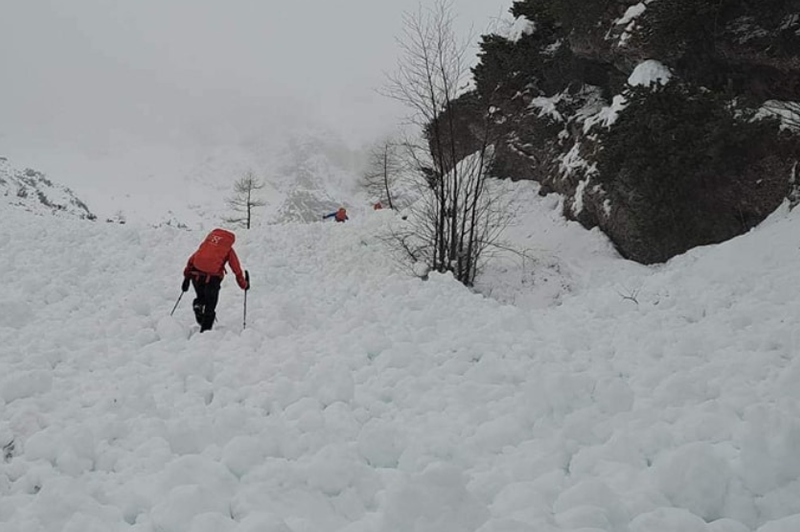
[2,186,800,532]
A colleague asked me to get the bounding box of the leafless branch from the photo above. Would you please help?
[617,285,641,305]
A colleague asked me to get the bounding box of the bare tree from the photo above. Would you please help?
[224,171,267,229]
[362,138,401,209]
[382,0,509,286]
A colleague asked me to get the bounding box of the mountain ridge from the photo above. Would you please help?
[0,156,95,220]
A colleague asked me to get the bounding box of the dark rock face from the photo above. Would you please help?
[468,0,800,263]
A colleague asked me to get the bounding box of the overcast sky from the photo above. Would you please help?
[0,0,512,156]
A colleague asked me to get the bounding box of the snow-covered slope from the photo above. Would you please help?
[2,189,800,532]
[0,157,95,220]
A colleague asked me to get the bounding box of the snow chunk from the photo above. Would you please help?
[739,406,800,496]
[560,144,587,177]
[555,504,615,530]
[0,299,34,329]
[616,3,648,26]
[156,315,186,341]
[628,60,672,87]
[572,177,590,215]
[530,95,565,121]
[655,443,731,521]
[238,513,293,532]
[613,2,651,45]
[593,376,634,414]
[357,419,405,468]
[508,18,536,42]
[583,94,628,132]
[159,455,239,496]
[1,370,52,403]
[757,514,800,532]
[381,463,489,532]
[24,428,60,462]
[630,507,709,532]
[222,436,265,478]
[150,484,230,532]
[709,518,750,532]
[553,480,629,531]
[758,101,800,131]
[602,198,613,217]
[412,262,431,280]
[309,360,355,406]
[190,512,237,532]
[306,443,363,495]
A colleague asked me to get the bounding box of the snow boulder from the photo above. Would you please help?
[0,299,34,329]
[150,484,229,532]
[381,463,489,532]
[654,442,731,521]
[222,436,265,478]
[156,315,187,341]
[630,507,709,532]
[757,514,800,532]
[553,480,629,532]
[1,370,52,403]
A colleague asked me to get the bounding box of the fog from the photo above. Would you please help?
[1,0,511,153]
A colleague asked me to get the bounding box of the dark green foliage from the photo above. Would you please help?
[473,34,524,99]
[510,0,555,24]
[598,85,755,188]
[632,0,800,99]
[510,0,614,34]
[638,0,800,56]
[475,0,624,102]
[636,0,724,59]
[474,25,574,100]
[596,83,788,262]
[425,91,486,174]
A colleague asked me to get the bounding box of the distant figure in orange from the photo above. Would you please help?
[323,207,349,222]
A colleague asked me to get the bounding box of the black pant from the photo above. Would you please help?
[191,275,222,331]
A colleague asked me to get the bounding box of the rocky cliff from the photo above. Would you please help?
[468,0,800,263]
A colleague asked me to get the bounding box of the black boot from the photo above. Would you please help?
[200,310,216,332]
[193,301,204,326]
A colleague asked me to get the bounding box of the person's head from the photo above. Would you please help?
[338,207,346,214]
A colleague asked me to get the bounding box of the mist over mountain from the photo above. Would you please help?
[2,122,370,230]
[0,0,509,230]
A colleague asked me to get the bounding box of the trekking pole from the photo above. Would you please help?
[170,291,184,316]
[243,270,250,330]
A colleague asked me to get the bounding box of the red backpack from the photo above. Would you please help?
[192,228,235,275]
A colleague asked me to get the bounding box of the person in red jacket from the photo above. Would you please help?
[323,207,348,222]
[181,228,248,332]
